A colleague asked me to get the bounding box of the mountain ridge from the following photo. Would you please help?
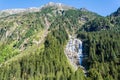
[110,7,120,17]
[0,2,120,80]
[0,2,75,18]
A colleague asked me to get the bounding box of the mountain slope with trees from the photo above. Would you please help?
[0,2,119,80]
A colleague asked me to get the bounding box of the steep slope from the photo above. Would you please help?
[81,17,112,32]
[110,7,120,17]
[0,3,87,80]
[76,7,120,80]
[50,8,100,35]
[108,7,120,31]
[80,7,120,32]
[0,2,74,18]
[0,3,66,63]
[0,2,120,80]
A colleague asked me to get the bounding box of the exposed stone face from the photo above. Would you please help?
[0,2,74,18]
[0,8,41,15]
[80,8,88,12]
[65,36,83,69]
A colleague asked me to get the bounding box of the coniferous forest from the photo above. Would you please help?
[0,2,120,80]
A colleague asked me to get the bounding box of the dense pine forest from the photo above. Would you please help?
[0,2,120,80]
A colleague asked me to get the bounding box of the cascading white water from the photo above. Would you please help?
[65,37,84,66]
[77,40,84,65]
[65,37,87,74]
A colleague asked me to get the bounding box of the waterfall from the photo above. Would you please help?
[65,37,85,68]
[78,40,83,65]
[65,37,87,75]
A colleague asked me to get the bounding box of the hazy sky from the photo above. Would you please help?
[0,0,120,16]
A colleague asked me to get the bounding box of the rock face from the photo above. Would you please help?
[80,8,88,12]
[65,36,84,70]
[65,36,87,74]
[43,2,74,10]
[0,7,41,17]
[0,2,74,18]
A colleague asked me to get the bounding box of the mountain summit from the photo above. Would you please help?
[43,2,74,10]
[0,2,120,80]
[80,8,88,12]
[0,2,74,18]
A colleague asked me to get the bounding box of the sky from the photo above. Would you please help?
[0,0,120,16]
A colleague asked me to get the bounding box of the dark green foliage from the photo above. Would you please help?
[50,9,100,34]
[0,27,74,80]
[110,7,120,17]
[88,69,103,80]
[69,68,86,80]
[41,7,54,14]
[108,7,120,31]
[77,30,120,80]
[82,17,111,31]
[51,27,68,45]
[0,5,120,80]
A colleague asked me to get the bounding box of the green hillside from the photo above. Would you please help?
[0,3,120,80]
